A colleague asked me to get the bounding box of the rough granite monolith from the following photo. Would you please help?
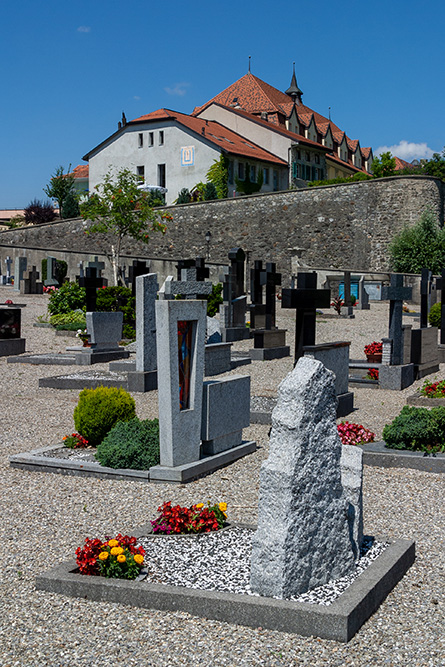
[250,356,356,598]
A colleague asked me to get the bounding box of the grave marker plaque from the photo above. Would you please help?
[0,308,21,338]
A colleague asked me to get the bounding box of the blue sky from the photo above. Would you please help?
[1,0,444,208]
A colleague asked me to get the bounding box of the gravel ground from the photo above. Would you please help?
[0,288,444,666]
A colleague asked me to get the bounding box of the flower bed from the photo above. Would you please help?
[419,378,445,398]
[337,422,375,446]
[151,500,227,534]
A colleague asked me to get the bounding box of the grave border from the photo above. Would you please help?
[35,533,415,643]
[360,441,445,473]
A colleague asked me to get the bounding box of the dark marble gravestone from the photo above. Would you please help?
[129,260,149,296]
[0,307,25,356]
[22,266,43,294]
[79,268,105,312]
[281,272,331,364]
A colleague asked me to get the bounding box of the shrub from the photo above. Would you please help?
[382,405,445,453]
[176,188,191,204]
[96,286,135,329]
[428,302,441,328]
[73,386,136,446]
[388,208,445,274]
[207,283,223,317]
[96,417,160,470]
[24,199,56,225]
[420,378,445,397]
[61,190,80,219]
[49,311,86,327]
[47,281,86,315]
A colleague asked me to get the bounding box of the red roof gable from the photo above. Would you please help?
[394,156,413,170]
[70,165,89,179]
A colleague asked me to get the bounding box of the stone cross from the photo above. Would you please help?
[87,256,105,274]
[260,262,281,330]
[382,274,412,365]
[5,256,12,283]
[176,259,196,281]
[195,257,209,282]
[281,272,331,364]
[129,260,149,295]
[221,248,247,329]
[22,266,43,294]
[79,267,105,312]
[435,269,445,345]
[420,268,432,329]
[250,357,357,598]
[249,260,265,329]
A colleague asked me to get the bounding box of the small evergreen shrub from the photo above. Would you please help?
[48,281,86,314]
[96,418,160,470]
[207,283,223,317]
[73,386,136,447]
[176,188,191,204]
[61,190,80,219]
[96,286,135,330]
[428,302,441,328]
[382,405,445,453]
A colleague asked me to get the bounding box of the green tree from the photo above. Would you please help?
[176,188,191,204]
[61,190,80,219]
[371,152,396,178]
[79,168,170,285]
[235,166,264,195]
[206,154,229,199]
[204,182,218,200]
[43,165,76,217]
[388,208,445,274]
[422,148,445,181]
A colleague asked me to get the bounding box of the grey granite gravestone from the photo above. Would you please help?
[14,257,27,292]
[127,273,158,392]
[379,275,415,390]
[45,256,59,287]
[1,256,12,285]
[303,341,354,417]
[67,312,130,365]
[21,266,43,294]
[250,357,356,598]
[356,276,370,310]
[340,444,364,560]
[340,271,354,317]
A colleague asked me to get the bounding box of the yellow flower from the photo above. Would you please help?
[108,539,119,547]
[218,502,227,512]
[117,554,126,563]
[195,503,204,509]
[110,546,124,556]
[98,551,109,560]
[134,554,144,565]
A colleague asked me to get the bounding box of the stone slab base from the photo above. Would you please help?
[149,440,257,483]
[378,364,415,390]
[35,535,415,642]
[127,370,158,392]
[406,393,445,407]
[74,349,130,366]
[230,353,252,369]
[0,338,25,357]
[361,441,445,474]
[39,371,128,391]
[109,360,136,372]
[414,362,440,379]
[10,444,149,481]
[221,327,251,343]
[55,330,77,337]
[7,353,77,365]
[249,346,290,361]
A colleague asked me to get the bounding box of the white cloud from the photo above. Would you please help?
[375,140,436,161]
[164,82,190,97]
[133,95,141,101]
[77,26,91,33]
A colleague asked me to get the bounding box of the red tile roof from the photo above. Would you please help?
[394,156,413,170]
[131,109,288,166]
[70,165,89,178]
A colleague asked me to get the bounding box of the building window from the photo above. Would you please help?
[149,132,154,147]
[228,161,234,184]
[137,165,145,179]
[250,165,256,181]
[158,164,166,188]
[138,133,143,148]
[315,154,320,164]
[273,170,279,191]
[159,131,164,145]
[263,167,269,184]
[238,162,245,180]
[305,152,310,162]
[296,150,301,160]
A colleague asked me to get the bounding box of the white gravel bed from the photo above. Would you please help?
[139,528,388,606]
[0,288,444,666]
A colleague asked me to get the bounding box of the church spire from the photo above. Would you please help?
[285,62,303,103]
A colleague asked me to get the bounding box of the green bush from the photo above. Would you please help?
[95,417,160,470]
[73,386,136,447]
[428,302,441,328]
[96,286,135,328]
[41,258,68,284]
[49,311,86,327]
[207,283,223,317]
[382,405,445,453]
[48,281,86,315]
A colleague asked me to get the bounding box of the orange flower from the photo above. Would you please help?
[117,554,126,563]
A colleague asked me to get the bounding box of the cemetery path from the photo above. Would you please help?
[0,289,443,666]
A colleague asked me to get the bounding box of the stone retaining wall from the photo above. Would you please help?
[0,176,443,285]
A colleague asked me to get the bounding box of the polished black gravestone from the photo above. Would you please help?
[79,267,105,312]
[0,307,25,356]
[249,262,289,360]
[281,272,330,364]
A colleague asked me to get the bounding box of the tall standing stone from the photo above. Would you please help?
[250,357,356,598]
[127,273,158,392]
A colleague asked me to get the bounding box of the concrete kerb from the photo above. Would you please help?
[9,441,258,483]
[360,441,445,473]
[35,530,415,643]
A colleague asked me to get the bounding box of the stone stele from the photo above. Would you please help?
[250,356,356,598]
